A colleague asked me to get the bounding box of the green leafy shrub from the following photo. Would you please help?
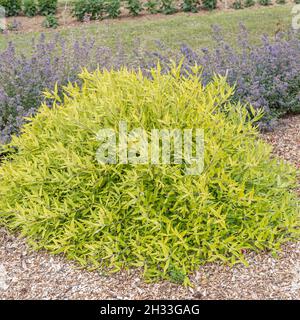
[126,0,142,16]
[0,66,298,284]
[23,0,38,17]
[232,0,243,8]
[145,0,159,13]
[160,0,176,14]
[73,0,105,21]
[0,0,21,16]
[295,0,300,4]
[258,0,271,5]
[73,0,89,21]
[42,14,58,28]
[106,0,121,18]
[38,0,57,15]
[244,0,255,7]
[182,0,198,12]
[202,0,217,10]
[276,0,285,3]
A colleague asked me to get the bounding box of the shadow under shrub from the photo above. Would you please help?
[0,66,298,284]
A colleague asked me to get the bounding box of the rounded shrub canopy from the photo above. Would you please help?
[0,65,298,284]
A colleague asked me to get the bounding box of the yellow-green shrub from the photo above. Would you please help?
[0,65,299,285]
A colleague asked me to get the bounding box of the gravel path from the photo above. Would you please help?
[0,115,299,300]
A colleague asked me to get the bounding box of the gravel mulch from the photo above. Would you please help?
[0,115,299,300]
[263,115,300,168]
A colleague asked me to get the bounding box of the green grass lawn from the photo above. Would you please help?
[0,5,295,52]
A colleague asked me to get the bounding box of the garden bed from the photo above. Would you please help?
[1,1,296,33]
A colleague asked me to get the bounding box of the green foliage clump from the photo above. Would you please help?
[106,0,121,18]
[0,66,298,285]
[73,0,90,21]
[23,0,38,17]
[145,0,159,13]
[38,0,57,15]
[275,0,285,3]
[202,0,217,10]
[160,0,176,14]
[244,0,255,7]
[258,0,271,5]
[232,0,243,9]
[0,0,22,16]
[42,13,58,28]
[182,0,198,12]
[73,0,105,21]
[126,0,142,16]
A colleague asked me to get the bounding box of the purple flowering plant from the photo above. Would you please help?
[0,34,130,144]
[143,25,300,129]
[1,24,300,145]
